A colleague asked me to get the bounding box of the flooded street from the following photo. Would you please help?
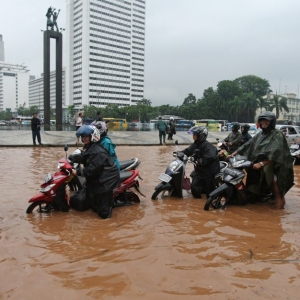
[1,146,300,299]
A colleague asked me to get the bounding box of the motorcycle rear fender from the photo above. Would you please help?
[29,192,53,203]
[208,183,230,198]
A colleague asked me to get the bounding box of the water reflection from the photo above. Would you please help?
[0,147,300,299]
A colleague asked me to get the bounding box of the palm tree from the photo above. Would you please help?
[240,92,257,122]
[269,95,289,119]
[257,96,266,113]
[228,96,241,121]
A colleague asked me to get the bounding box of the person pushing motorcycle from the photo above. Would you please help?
[71,125,120,218]
[182,126,220,199]
[229,111,294,209]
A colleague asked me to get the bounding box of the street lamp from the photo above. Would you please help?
[97,91,100,107]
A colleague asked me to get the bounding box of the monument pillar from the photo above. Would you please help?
[43,30,63,131]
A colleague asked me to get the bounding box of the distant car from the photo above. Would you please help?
[21,120,31,125]
[0,121,6,125]
[251,125,300,145]
[7,120,20,125]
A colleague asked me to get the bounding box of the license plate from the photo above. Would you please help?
[291,144,298,149]
[158,173,172,183]
[44,173,52,183]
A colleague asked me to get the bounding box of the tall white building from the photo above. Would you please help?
[65,0,146,109]
[0,35,4,62]
[28,68,66,120]
[0,62,30,111]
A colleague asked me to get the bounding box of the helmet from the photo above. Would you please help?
[170,117,174,120]
[93,121,108,136]
[241,124,250,132]
[187,126,208,142]
[75,125,100,143]
[258,111,276,130]
[231,122,240,131]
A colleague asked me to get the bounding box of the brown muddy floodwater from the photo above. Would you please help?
[0,146,300,299]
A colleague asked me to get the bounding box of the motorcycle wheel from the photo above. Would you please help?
[26,201,54,214]
[151,187,173,200]
[125,191,140,203]
[204,195,224,211]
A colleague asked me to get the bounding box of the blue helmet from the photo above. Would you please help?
[76,125,100,142]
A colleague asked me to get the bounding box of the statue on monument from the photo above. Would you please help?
[46,7,60,32]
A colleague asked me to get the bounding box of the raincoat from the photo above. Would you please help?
[236,129,294,196]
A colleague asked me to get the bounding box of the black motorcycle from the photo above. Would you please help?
[204,153,267,211]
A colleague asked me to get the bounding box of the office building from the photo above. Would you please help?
[28,68,66,120]
[65,0,146,108]
[0,62,30,111]
[0,35,4,62]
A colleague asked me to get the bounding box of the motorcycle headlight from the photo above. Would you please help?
[169,161,179,172]
[40,184,55,193]
[57,162,65,169]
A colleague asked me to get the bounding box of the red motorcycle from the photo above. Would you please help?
[26,146,144,213]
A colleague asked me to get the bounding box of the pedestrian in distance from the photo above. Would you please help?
[157,116,168,145]
[31,113,43,145]
[167,117,176,140]
[74,112,83,144]
[93,111,103,123]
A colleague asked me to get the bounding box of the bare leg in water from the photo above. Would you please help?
[271,181,285,209]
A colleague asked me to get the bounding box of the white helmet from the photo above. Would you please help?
[76,125,100,143]
[170,117,174,120]
[94,121,108,136]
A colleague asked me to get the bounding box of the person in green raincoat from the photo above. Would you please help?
[230,111,294,209]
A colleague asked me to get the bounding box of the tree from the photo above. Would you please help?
[240,92,257,122]
[257,96,266,113]
[140,98,152,106]
[182,93,197,105]
[233,75,272,98]
[228,96,241,121]
[269,95,289,119]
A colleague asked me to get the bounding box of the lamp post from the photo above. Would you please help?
[97,91,100,107]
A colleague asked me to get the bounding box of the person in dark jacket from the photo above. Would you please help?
[167,117,176,140]
[241,124,252,145]
[224,122,242,153]
[93,111,103,123]
[72,125,120,219]
[31,113,43,145]
[182,126,220,199]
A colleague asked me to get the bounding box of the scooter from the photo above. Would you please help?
[26,146,144,213]
[290,139,300,165]
[151,140,197,200]
[204,153,267,211]
[26,145,81,213]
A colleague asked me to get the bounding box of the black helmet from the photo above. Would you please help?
[231,122,240,131]
[187,126,208,142]
[241,124,250,132]
[258,111,276,130]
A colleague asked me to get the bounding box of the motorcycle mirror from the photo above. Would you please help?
[64,144,69,152]
[175,140,178,145]
[216,138,219,142]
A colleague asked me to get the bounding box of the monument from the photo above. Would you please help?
[44,6,62,131]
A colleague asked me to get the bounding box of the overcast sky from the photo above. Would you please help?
[1,0,300,106]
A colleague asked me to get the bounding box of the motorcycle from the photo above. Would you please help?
[204,153,267,211]
[151,141,194,200]
[290,139,300,165]
[216,138,229,161]
[26,145,144,213]
[26,145,81,213]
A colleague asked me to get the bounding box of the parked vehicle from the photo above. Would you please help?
[290,140,300,165]
[204,153,267,211]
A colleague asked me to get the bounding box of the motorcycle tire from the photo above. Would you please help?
[204,195,224,211]
[125,191,140,203]
[26,200,55,214]
[151,186,173,200]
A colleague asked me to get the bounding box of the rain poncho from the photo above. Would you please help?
[237,129,294,196]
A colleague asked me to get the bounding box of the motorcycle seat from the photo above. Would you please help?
[119,171,133,183]
[119,159,139,170]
